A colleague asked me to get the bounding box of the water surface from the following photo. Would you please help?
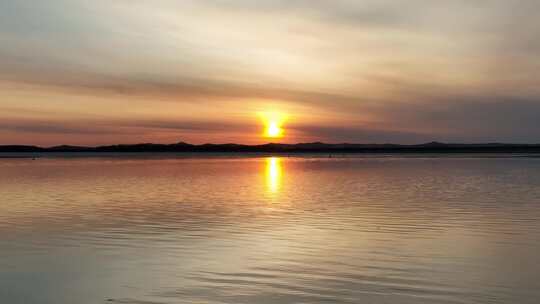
[1,155,540,303]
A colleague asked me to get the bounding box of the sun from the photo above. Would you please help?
[266,121,283,138]
[259,112,286,139]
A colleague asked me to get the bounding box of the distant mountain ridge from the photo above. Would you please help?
[2,142,540,153]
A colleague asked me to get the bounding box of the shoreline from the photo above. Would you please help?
[2,151,540,160]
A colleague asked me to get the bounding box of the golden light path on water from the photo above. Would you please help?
[265,157,282,194]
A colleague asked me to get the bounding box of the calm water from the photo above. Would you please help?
[1,155,540,304]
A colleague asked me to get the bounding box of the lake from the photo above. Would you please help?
[1,155,540,303]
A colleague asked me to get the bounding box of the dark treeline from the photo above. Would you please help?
[2,141,540,153]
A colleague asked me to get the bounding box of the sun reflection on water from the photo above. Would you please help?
[265,157,282,193]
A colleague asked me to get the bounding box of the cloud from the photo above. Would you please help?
[0,119,123,135]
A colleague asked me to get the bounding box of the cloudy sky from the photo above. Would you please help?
[1,0,539,145]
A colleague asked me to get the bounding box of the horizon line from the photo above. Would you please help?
[2,141,540,149]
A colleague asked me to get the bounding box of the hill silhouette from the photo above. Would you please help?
[1,142,540,154]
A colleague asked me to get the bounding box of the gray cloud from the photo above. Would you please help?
[0,117,253,137]
[291,125,435,144]
[0,120,114,135]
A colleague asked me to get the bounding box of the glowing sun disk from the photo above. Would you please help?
[266,121,283,138]
[259,112,286,139]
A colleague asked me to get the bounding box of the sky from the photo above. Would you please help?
[1,0,539,146]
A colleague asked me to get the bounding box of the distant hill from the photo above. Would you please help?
[2,142,540,153]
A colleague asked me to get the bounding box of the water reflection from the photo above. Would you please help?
[2,156,540,304]
[265,157,282,193]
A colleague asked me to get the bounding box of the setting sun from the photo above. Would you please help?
[266,121,282,138]
[259,112,287,139]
